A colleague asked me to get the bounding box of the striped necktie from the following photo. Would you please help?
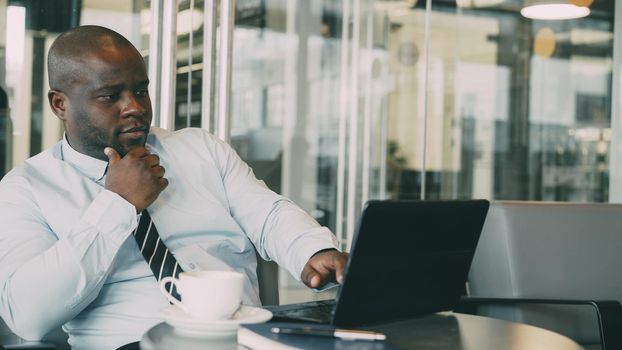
[133,211,182,297]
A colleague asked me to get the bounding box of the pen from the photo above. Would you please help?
[270,326,386,341]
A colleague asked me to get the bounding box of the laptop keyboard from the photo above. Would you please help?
[265,299,336,323]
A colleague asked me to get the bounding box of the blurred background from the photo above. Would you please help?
[0,0,618,301]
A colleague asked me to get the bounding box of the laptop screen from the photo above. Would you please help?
[332,200,489,326]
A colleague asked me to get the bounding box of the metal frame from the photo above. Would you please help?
[609,0,622,202]
[345,0,362,249]
[201,0,218,133]
[149,0,177,131]
[336,0,351,249]
[184,0,196,128]
[216,0,236,142]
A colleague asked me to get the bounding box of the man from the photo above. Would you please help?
[0,25,347,350]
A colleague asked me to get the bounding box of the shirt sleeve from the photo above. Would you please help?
[202,131,340,280]
[0,178,137,341]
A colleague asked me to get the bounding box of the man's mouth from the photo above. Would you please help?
[120,125,149,141]
[121,125,148,134]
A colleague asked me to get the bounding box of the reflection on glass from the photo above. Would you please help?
[1,0,149,171]
[0,0,615,224]
[229,2,348,230]
[6,5,25,74]
[224,0,391,301]
[385,0,613,202]
[4,4,26,167]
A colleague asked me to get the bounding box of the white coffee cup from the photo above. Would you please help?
[160,270,245,321]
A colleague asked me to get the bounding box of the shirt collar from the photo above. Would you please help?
[61,135,108,183]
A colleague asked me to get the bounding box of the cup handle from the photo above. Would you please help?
[159,276,187,313]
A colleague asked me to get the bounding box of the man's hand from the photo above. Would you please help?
[104,147,168,211]
[301,249,348,289]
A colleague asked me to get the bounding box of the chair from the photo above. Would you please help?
[457,201,622,350]
[256,253,280,306]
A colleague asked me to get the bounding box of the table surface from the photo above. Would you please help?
[139,311,584,350]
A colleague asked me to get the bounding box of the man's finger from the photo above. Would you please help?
[309,274,321,288]
[334,258,346,284]
[104,147,121,165]
[301,265,321,288]
[126,146,150,158]
[146,154,161,168]
[153,165,166,178]
[335,252,348,283]
[301,251,349,289]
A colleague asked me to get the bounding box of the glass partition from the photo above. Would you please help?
[3,0,614,227]
[225,0,389,244]
[383,0,614,202]
[1,0,149,175]
[226,0,387,301]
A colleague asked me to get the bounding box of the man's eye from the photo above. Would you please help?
[136,89,149,97]
[98,94,116,102]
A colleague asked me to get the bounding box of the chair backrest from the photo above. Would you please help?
[256,253,280,306]
[468,201,622,344]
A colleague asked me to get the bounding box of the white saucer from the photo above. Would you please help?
[160,304,272,338]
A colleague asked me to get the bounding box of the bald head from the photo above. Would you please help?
[46,25,153,161]
[48,25,142,92]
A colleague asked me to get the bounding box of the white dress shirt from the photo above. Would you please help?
[0,127,338,350]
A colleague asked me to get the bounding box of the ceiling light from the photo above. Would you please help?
[521,1,590,20]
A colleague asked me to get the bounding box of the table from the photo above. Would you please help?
[139,322,241,350]
[139,312,584,350]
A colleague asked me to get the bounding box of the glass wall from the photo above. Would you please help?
[167,0,389,250]
[0,0,618,301]
[3,0,615,233]
[228,0,388,241]
[225,0,389,300]
[383,0,614,203]
[1,0,149,177]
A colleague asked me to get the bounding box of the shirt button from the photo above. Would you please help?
[189,263,196,269]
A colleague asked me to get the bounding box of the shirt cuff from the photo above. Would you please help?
[81,190,138,246]
[289,227,340,281]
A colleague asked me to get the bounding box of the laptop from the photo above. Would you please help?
[267,199,490,327]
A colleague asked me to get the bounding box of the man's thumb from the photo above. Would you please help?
[308,271,321,289]
[104,147,121,164]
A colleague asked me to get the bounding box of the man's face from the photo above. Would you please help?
[59,45,152,160]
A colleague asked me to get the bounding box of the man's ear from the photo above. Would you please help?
[48,89,68,121]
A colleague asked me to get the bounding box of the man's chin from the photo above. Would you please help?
[118,140,149,156]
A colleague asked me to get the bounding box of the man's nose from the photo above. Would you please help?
[120,92,146,118]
